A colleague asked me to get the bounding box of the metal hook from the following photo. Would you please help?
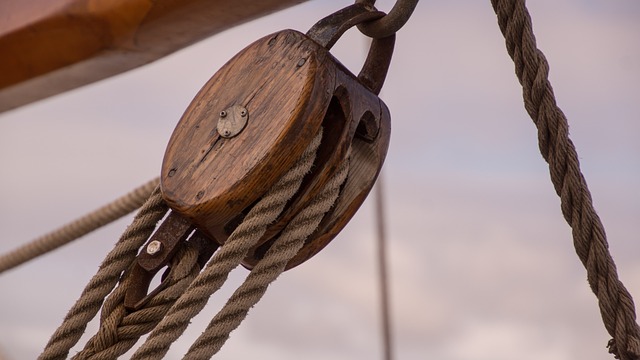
[306,3,395,95]
[355,0,419,38]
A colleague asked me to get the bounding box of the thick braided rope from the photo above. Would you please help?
[0,178,160,274]
[130,131,323,360]
[72,242,201,360]
[184,149,351,359]
[491,1,640,359]
[39,187,168,360]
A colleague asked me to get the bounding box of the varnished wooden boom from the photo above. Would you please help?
[0,0,307,113]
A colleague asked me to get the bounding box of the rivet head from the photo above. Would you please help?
[219,110,227,117]
[146,240,163,256]
[240,109,247,117]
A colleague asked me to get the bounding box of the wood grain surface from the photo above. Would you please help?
[161,28,390,269]
[0,0,307,113]
[161,30,332,242]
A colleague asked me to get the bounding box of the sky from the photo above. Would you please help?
[1,0,639,359]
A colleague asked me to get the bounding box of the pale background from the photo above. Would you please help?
[1,0,639,359]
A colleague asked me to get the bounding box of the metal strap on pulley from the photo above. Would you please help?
[32,2,406,359]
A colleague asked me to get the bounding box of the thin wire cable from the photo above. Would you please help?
[375,174,393,360]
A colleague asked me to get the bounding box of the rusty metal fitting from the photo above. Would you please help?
[355,0,419,38]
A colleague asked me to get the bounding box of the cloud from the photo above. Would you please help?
[0,1,638,359]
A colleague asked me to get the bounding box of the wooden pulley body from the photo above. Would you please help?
[161,3,394,269]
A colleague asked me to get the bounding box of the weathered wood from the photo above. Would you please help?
[0,0,307,113]
[247,56,392,270]
[161,26,392,269]
[161,29,333,240]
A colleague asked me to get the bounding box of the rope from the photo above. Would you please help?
[71,242,201,360]
[183,149,351,359]
[0,178,160,274]
[490,1,640,359]
[130,131,323,360]
[39,186,168,360]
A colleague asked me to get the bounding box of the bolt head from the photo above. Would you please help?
[146,240,163,255]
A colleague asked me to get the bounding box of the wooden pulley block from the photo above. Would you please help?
[161,3,394,269]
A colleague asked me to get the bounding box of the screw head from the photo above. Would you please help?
[219,110,227,117]
[146,240,163,255]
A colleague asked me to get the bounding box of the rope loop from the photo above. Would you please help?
[355,0,419,38]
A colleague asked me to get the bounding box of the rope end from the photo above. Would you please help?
[608,337,640,360]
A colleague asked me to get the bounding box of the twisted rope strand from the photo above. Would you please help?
[72,242,201,360]
[491,1,640,359]
[183,150,351,359]
[0,178,160,274]
[130,131,323,360]
[39,186,168,360]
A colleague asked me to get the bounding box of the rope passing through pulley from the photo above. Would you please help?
[126,3,395,356]
[157,2,394,268]
[38,3,400,359]
[11,0,640,360]
[124,2,396,309]
[9,0,634,359]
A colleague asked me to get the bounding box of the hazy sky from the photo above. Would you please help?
[1,1,639,359]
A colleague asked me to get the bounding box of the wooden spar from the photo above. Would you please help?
[0,0,307,113]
